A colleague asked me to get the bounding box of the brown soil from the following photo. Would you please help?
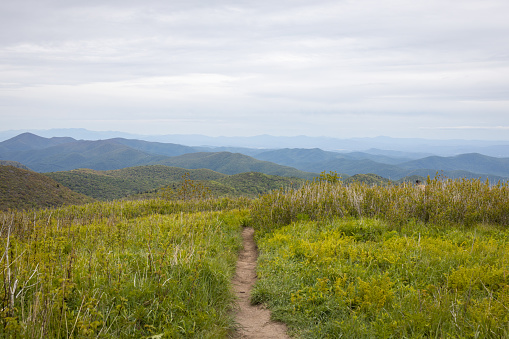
[231,227,290,339]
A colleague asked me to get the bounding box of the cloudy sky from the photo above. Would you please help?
[1,0,509,139]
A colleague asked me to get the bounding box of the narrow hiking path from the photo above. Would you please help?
[232,227,290,339]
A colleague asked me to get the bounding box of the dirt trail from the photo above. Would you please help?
[231,227,290,339]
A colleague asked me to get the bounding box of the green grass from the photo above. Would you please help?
[2,175,509,338]
[248,176,509,338]
[250,176,509,231]
[252,218,509,338]
[0,198,251,338]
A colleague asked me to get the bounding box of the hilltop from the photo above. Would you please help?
[0,160,31,170]
[0,165,95,211]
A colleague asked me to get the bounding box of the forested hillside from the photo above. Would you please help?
[46,166,307,200]
[0,165,95,210]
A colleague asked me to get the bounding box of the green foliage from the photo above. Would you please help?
[0,199,251,337]
[252,218,509,338]
[317,171,341,184]
[343,173,391,186]
[161,172,212,201]
[215,172,305,197]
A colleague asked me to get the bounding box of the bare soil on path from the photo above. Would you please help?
[231,227,290,339]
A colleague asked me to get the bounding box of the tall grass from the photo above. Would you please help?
[251,176,509,232]
[252,218,509,338]
[0,198,251,338]
[249,177,509,338]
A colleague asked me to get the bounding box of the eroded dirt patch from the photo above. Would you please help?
[231,227,290,339]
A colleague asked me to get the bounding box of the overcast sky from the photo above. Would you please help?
[1,0,509,140]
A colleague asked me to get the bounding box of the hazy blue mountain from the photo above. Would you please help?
[2,129,509,156]
[400,153,509,178]
[147,134,509,156]
[0,138,168,172]
[1,132,508,182]
[154,152,318,180]
[252,148,509,181]
[192,146,270,156]
[360,148,433,159]
[0,134,318,179]
[0,128,141,142]
[253,148,411,172]
[0,132,75,152]
[255,148,342,167]
[111,138,197,157]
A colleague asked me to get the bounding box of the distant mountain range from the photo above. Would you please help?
[1,132,508,182]
[252,148,509,181]
[0,133,317,179]
[2,128,509,156]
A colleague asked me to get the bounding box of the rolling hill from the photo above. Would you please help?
[0,132,75,152]
[45,166,228,200]
[400,153,509,178]
[252,148,509,182]
[0,160,31,170]
[0,165,95,211]
[46,166,307,200]
[109,138,197,157]
[154,152,318,180]
[1,133,508,183]
[0,133,318,179]
[0,139,169,172]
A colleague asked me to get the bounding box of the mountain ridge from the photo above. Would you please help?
[1,132,508,182]
[2,128,509,156]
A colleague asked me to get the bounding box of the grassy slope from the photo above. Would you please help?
[250,179,509,338]
[253,218,509,338]
[2,173,509,337]
[0,199,251,337]
[0,165,95,211]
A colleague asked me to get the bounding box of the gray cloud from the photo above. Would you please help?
[1,0,509,139]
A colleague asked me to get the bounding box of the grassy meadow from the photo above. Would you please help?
[0,198,250,338]
[250,176,509,338]
[1,173,509,338]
